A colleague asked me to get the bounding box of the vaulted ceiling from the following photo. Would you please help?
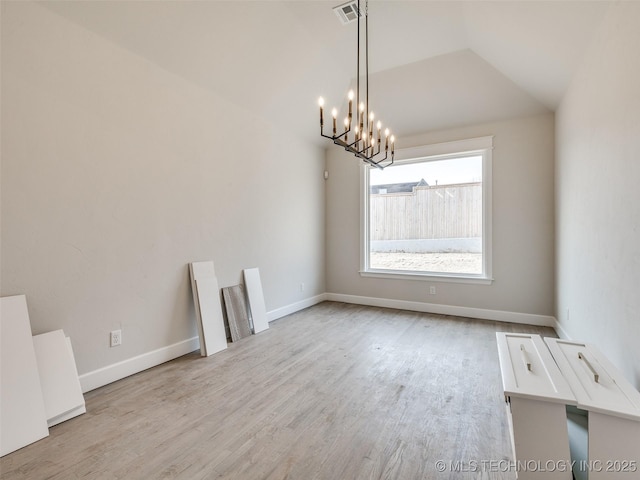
[40,1,611,145]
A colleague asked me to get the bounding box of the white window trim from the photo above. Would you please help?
[360,136,493,285]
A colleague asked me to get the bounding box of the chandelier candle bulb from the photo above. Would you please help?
[348,90,354,120]
[318,97,324,127]
[332,108,337,135]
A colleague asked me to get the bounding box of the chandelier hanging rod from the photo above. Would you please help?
[318,0,395,169]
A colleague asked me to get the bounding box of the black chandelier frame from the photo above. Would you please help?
[319,0,394,169]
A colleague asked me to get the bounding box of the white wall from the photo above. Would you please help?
[555,2,640,386]
[326,113,555,320]
[0,2,325,378]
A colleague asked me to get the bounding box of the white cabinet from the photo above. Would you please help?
[545,339,640,480]
[496,333,576,479]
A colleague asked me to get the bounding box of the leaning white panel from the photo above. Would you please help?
[189,261,227,356]
[33,330,86,427]
[243,268,269,334]
[1,295,49,457]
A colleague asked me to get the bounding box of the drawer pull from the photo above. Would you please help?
[520,344,532,371]
[578,352,599,383]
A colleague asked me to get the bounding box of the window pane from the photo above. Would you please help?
[369,155,483,275]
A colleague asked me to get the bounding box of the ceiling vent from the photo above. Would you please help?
[333,1,361,25]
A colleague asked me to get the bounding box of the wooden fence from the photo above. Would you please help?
[370,183,482,241]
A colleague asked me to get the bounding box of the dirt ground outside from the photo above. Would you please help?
[370,252,482,274]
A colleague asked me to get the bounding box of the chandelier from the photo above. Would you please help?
[318,0,395,169]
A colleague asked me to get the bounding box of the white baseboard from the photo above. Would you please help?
[325,293,557,328]
[553,319,572,339]
[79,294,328,393]
[79,337,200,393]
[79,292,558,393]
[266,293,328,322]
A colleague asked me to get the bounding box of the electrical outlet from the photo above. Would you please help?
[110,329,122,347]
[300,282,305,292]
[429,286,436,295]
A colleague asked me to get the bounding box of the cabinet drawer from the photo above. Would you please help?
[545,338,640,421]
[497,333,575,404]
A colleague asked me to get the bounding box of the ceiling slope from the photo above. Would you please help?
[38,1,611,143]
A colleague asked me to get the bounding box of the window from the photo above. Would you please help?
[360,136,493,283]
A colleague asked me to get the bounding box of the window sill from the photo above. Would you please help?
[360,269,494,285]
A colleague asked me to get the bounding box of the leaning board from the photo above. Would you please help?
[33,330,86,427]
[222,285,252,342]
[243,268,269,334]
[189,261,227,357]
[1,295,49,456]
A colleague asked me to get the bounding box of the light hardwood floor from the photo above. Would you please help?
[1,302,556,479]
